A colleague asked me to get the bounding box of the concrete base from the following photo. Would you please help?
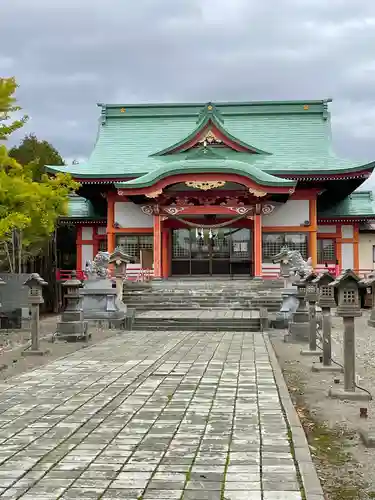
[300,349,321,357]
[288,321,309,342]
[359,430,375,448]
[22,349,50,357]
[311,363,343,373]
[328,388,372,401]
[283,334,304,344]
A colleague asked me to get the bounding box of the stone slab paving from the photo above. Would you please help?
[136,310,259,319]
[0,330,308,499]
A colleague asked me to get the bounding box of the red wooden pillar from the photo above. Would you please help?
[76,226,82,271]
[254,208,262,277]
[107,193,115,254]
[153,215,162,278]
[162,229,169,278]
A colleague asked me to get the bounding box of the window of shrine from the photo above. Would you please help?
[317,238,336,264]
[116,234,153,261]
[262,233,308,262]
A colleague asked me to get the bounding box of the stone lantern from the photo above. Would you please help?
[287,272,310,343]
[300,272,320,357]
[330,269,361,318]
[56,270,88,341]
[311,271,341,373]
[315,271,336,309]
[22,273,48,356]
[109,248,133,301]
[328,269,370,401]
[359,272,375,327]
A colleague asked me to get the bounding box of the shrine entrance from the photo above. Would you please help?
[171,228,252,276]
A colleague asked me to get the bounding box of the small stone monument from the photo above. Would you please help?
[81,251,127,327]
[108,248,133,302]
[360,272,375,327]
[311,271,342,373]
[286,272,310,343]
[300,273,321,357]
[22,273,49,356]
[328,269,371,401]
[55,271,88,341]
[273,247,311,328]
[0,278,5,309]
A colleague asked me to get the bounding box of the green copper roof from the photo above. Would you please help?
[115,157,295,189]
[151,103,270,156]
[60,195,104,220]
[46,99,374,180]
[318,191,375,219]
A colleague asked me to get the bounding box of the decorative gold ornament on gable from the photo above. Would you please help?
[145,189,163,198]
[198,130,223,146]
[249,188,267,198]
[185,180,226,191]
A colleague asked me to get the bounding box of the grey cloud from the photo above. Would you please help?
[2,0,375,185]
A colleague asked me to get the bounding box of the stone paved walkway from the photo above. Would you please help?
[0,331,303,500]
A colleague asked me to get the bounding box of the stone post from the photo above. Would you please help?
[328,269,371,401]
[22,273,49,356]
[55,271,88,341]
[0,278,5,310]
[287,276,310,342]
[108,248,132,302]
[300,279,320,357]
[343,317,356,392]
[259,307,268,332]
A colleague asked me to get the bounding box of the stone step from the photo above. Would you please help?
[122,293,282,301]
[131,319,261,332]
[123,303,281,312]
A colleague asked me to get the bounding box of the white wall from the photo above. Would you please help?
[262,200,310,227]
[114,202,153,229]
[359,233,375,271]
[82,244,94,267]
[318,225,336,233]
[341,243,354,269]
[342,225,354,238]
[82,227,93,240]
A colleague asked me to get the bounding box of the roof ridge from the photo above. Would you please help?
[98,99,333,108]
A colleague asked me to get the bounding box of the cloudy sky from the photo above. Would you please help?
[2,0,375,186]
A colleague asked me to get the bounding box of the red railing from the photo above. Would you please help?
[56,270,88,281]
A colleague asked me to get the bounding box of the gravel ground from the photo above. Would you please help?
[0,315,121,381]
[271,308,375,498]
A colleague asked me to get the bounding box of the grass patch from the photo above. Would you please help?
[282,366,369,500]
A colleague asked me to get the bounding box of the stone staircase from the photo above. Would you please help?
[123,278,283,332]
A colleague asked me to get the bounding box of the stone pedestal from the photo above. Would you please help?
[81,277,127,328]
[56,272,88,342]
[368,308,375,327]
[277,288,299,330]
[288,283,310,342]
[328,388,371,401]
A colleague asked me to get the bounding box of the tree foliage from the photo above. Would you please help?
[0,77,79,268]
[0,77,27,140]
[9,133,65,181]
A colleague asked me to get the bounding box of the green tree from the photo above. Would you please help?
[9,133,65,181]
[0,77,27,140]
[0,77,78,271]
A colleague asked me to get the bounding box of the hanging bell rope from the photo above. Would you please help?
[170,214,246,228]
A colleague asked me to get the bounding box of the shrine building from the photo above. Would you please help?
[48,99,375,278]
